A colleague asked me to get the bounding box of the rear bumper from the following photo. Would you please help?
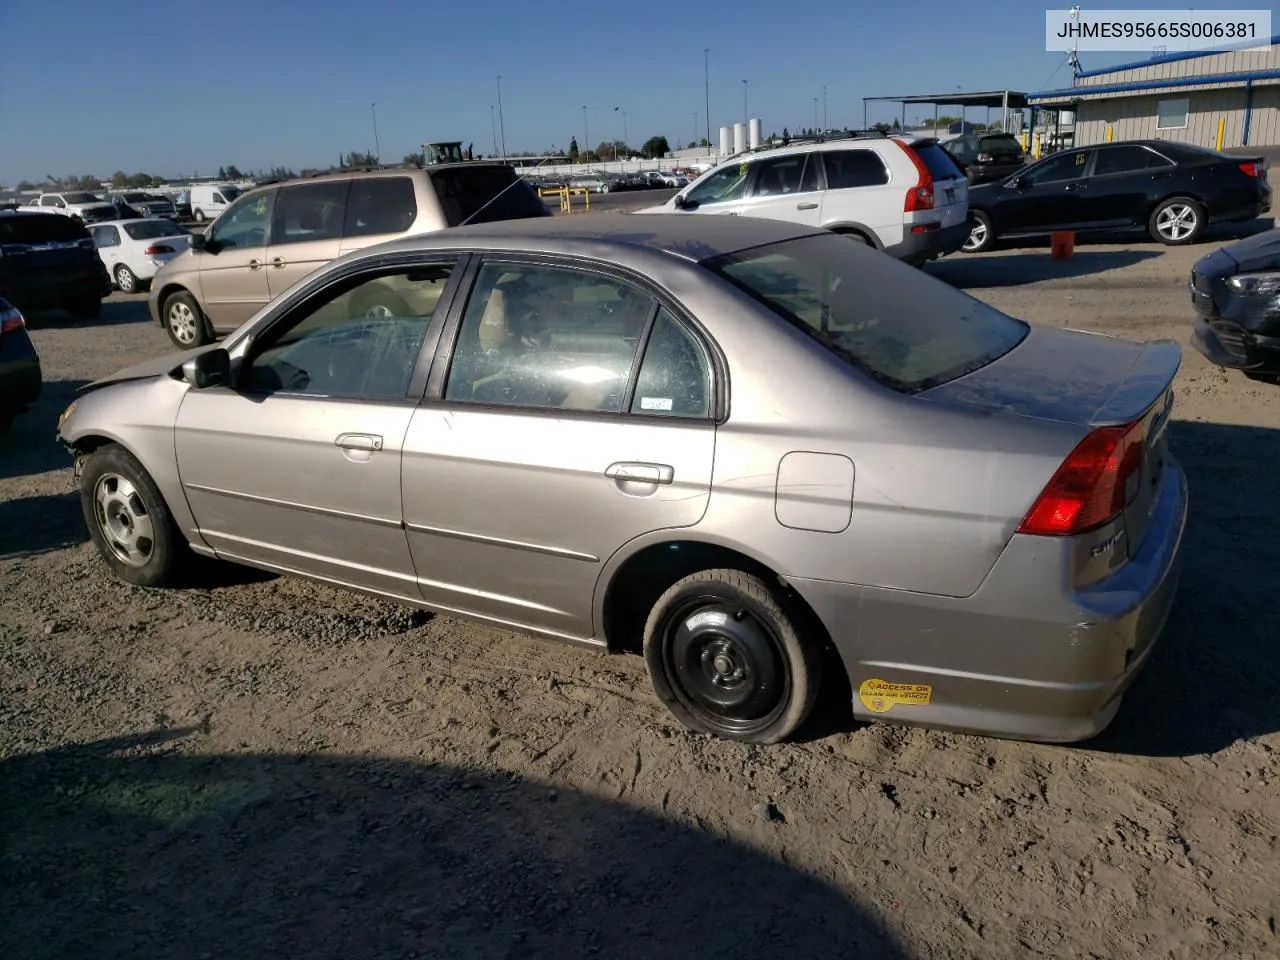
[884,220,971,262]
[789,458,1188,743]
[0,344,43,409]
[0,271,110,311]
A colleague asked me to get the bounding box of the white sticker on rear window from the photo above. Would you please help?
[640,397,673,411]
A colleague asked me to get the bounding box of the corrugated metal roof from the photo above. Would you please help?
[1073,35,1280,78]
[1029,69,1280,104]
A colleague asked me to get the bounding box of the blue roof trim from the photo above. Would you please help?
[1029,69,1280,101]
[1074,34,1279,78]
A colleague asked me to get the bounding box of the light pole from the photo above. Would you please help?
[823,85,828,132]
[614,106,628,158]
[496,75,507,162]
[582,105,589,162]
[490,105,498,156]
[371,102,380,161]
[742,79,748,125]
[704,48,711,154]
[694,111,699,147]
[813,97,818,132]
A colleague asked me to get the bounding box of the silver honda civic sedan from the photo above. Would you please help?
[56,214,1187,745]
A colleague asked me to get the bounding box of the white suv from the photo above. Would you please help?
[635,134,970,264]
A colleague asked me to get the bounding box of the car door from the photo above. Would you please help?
[265,180,349,297]
[197,189,276,329]
[736,151,823,227]
[90,225,121,273]
[995,148,1093,233]
[677,162,750,216]
[175,258,464,597]
[1082,144,1173,227]
[819,148,895,240]
[401,259,718,641]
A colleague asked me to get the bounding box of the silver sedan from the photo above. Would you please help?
[56,213,1187,745]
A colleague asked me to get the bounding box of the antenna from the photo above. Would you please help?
[1068,6,1083,75]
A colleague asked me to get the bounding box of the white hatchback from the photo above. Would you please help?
[635,134,970,264]
[89,219,192,294]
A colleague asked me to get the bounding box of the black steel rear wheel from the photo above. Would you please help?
[643,568,819,744]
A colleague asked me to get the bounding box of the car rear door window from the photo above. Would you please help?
[1091,145,1161,176]
[93,226,121,247]
[241,263,456,399]
[629,308,713,418]
[822,150,889,189]
[444,262,654,413]
[344,177,418,237]
[751,153,819,197]
[270,181,348,245]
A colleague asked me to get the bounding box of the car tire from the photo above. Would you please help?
[193,209,206,223]
[962,211,995,252]
[1244,371,1280,384]
[643,568,820,744]
[164,291,211,348]
[835,230,871,245]
[114,263,138,294]
[1149,197,1205,245]
[80,443,189,588]
[68,298,102,321]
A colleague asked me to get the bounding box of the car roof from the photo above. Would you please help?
[91,218,175,227]
[369,211,827,263]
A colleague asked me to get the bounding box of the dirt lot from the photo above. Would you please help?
[3,219,1280,960]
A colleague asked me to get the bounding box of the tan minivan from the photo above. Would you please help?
[148,164,550,348]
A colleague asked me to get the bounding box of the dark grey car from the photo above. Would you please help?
[59,214,1187,745]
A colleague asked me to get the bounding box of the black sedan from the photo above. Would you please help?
[962,140,1271,252]
[1190,228,1280,381]
[0,298,42,434]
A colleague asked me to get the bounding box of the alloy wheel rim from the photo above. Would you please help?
[116,266,135,292]
[1157,204,1196,241]
[664,598,789,735]
[964,220,988,250]
[94,473,155,568]
[168,303,198,344]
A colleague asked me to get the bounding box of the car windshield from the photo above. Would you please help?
[123,220,186,241]
[704,234,1029,393]
[906,142,965,180]
[65,192,102,203]
[0,215,90,244]
[120,192,147,201]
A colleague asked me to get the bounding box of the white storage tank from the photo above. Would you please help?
[748,117,762,149]
[733,122,746,155]
[719,125,732,156]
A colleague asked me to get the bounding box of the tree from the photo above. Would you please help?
[217,166,227,178]
[595,140,627,162]
[225,164,243,179]
[872,122,891,134]
[18,180,34,191]
[344,151,378,169]
[641,135,670,158]
[403,152,423,167]
[890,118,902,131]
[111,170,128,188]
[568,137,579,160]
[782,127,790,140]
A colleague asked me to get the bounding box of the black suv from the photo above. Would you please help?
[942,133,1026,184]
[0,212,112,320]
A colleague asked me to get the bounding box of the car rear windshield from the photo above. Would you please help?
[0,215,90,244]
[123,220,185,241]
[905,142,965,180]
[704,234,1028,393]
[430,167,549,225]
[979,135,1022,157]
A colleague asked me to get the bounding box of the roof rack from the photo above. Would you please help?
[718,129,894,165]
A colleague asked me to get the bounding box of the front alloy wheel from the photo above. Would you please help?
[94,473,155,568]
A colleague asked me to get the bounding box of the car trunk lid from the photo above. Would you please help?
[919,325,1180,557]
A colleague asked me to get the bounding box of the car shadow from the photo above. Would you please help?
[0,730,906,960]
[23,297,152,331]
[1088,419,1280,758]
[928,249,1162,288]
[0,491,87,559]
[970,215,1276,257]
[0,378,86,481]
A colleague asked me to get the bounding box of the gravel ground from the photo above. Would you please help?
[3,211,1280,960]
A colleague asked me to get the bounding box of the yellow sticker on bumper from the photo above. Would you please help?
[858,678,932,714]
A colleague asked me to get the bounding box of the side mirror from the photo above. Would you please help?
[1009,176,1026,189]
[182,348,230,389]
[673,194,696,210]
[189,232,208,251]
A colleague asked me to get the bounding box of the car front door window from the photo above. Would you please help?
[684,164,750,207]
[1021,151,1089,186]
[243,264,456,399]
[209,192,273,249]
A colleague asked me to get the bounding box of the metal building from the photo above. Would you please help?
[1028,37,1280,152]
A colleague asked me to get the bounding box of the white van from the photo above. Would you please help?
[185,183,243,222]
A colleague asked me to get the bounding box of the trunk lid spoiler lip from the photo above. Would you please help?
[1093,338,1181,426]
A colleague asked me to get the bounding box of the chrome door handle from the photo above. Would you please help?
[796,202,818,210]
[247,259,262,270]
[605,461,674,485]
[335,433,384,452]
[271,257,286,268]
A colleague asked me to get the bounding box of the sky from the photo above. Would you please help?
[0,0,1265,183]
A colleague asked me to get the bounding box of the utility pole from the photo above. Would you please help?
[704,48,711,155]
[371,102,380,161]
[694,111,699,146]
[582,105,589,162]
[742,79,749,126]
[490,105,498,156]
[496,75,507,162]
[823,85,828,132]
[813,98,818,132]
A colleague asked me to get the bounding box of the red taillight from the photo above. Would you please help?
[1017,421,1145,536]
[1238,161,1261,178]
[145,244,175,255]
[0,303,25,335]
[898,141,935,212]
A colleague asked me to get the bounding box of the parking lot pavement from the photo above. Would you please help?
[3,228,1280,958]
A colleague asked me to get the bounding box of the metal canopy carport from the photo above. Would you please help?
[861,90,1028,133]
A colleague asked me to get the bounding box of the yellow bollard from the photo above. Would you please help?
[1216,116,1225,151]
[1033,133,1041,159]
[1106,125,1114,142]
